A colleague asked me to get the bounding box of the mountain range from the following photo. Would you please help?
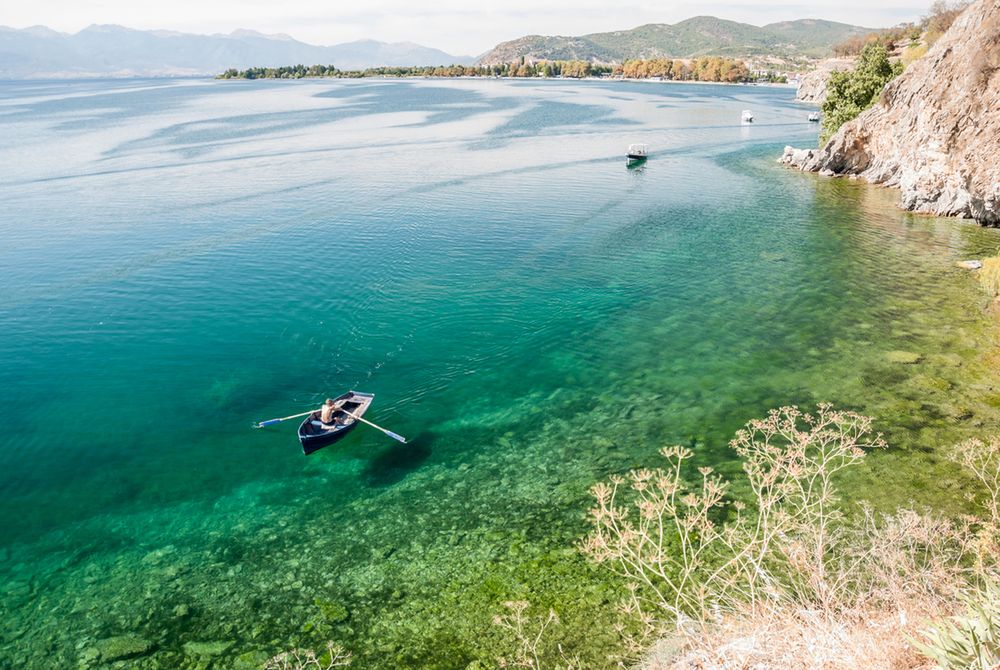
[477,17,874,65]
[0,24,474,78]
[0,17,876,79]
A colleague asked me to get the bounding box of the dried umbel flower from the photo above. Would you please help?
[582,404,896,630]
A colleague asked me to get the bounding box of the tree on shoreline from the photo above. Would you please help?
[821,42,903,143]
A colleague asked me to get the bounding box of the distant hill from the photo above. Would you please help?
[0,24,475,78]
[477,17,874,65]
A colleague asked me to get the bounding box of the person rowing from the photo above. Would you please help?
[318,398,344,428]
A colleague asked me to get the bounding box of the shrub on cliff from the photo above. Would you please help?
[820,43,903,143]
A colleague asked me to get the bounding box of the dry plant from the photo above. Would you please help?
[951,437,1000,574]
[643,598,943,670]
[492,600,581,670]
[909,438,1000,669]
[976,256,1000,298]
[582,404,1000,669]
[264,642,351,670]
[581,405,889,630]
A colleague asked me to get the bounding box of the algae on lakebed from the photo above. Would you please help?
[9,184,1000,668]
[4,81,1000,669]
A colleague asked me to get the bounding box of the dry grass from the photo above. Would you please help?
[642,601,943,670]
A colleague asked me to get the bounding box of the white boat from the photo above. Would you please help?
[808,112,820,122]
[741,110,754,123]
[626,143,647,161]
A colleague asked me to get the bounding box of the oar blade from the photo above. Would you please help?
[386,431,407,443]
[256,418,282,428]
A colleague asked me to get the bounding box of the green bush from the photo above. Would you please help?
[820,43,903,144]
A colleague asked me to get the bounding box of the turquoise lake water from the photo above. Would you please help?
[2,78,1000,668]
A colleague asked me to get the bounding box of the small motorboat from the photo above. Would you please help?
[298,391,374,455]
[741,110,754,123]
[808,112,820,123]
[626,143,647,164]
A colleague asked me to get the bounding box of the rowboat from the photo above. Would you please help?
[297,391,375,455]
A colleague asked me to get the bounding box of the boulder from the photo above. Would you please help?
[183,640,234,656]
[94,635,153,661]
[886,350,923,364]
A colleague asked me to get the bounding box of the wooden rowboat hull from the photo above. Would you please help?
[297,391,375,455]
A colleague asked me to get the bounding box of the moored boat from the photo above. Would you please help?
[808,112,820,123]
[741,109,754,123]
[298,391,375,455]
[626,143,647,163]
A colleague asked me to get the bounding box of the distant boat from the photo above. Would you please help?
[298,391,374,455]
[741,110,754,123]
[808,112,820,123]
[626,143,647,163]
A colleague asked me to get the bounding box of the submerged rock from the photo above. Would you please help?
[183,640,234,656]
[315,598,351,623]
[886,350,924,364]
[957,259,984,269]
[78,647,100,666]
[781,0,1000,225]
[234,650,271,669]
[94,635,153,661]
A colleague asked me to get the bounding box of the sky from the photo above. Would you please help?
[1,1,930,56]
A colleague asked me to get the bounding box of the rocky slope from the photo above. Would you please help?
[781,0,1000,224]
[795,58,855,102]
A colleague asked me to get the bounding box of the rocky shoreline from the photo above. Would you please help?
[781,0,999,225]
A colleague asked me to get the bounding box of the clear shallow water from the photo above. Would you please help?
[2,78,1000,668]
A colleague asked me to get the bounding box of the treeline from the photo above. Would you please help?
[832,0,970,56]
[217,58,787,84]
[218,61,613,80]
[618,57,784,83]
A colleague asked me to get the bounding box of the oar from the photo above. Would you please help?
[342,409,407,443]
[254,409,318,428]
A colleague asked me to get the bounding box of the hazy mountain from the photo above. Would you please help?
[0,24,475,78]
[762,19,877,54]
[477,16,874,65]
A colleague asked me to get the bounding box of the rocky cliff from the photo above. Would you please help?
[795,58,855,102]
[781,0,1000,224]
